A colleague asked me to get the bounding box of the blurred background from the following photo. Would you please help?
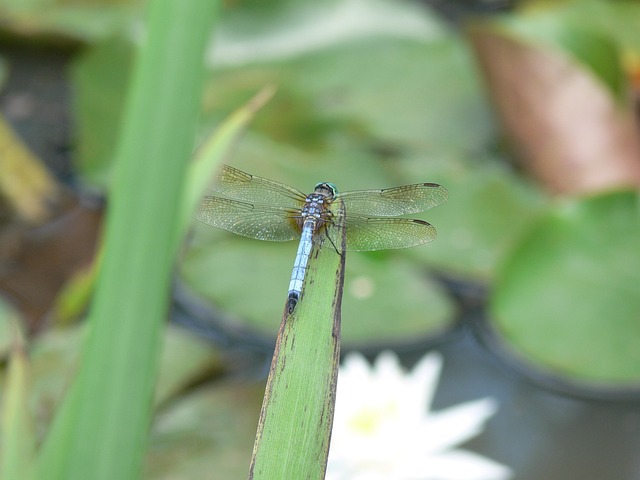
[0,0,639,478]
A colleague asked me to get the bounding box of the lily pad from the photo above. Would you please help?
[153,326,224,407]
[145,382,263,480]
[398,153,546,280]
[490,190,640,388]
[203,34,493,156]
[181,228,455,345]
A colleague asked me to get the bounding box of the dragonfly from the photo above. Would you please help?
[195,165,447,312]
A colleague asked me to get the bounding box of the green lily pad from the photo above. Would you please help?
[0,319,35,480]
[203,34,493,156]
[181,227,454,345]
[490,190,640,388]
[397,153,546,280]
[211,0,447,59]
[145,382,263,480]
[153,326,223,407]
[342,252,453,344]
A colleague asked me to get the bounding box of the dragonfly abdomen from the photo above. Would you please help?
[287,219,315,312]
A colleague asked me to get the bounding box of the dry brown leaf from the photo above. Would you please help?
[469,26,640,195]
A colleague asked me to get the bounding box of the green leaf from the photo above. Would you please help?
[0,115,61,223]
[179,86,276,244]
[249,201,346,479]
[35,1,219,479]
[1,321,35,480]
[0,300,17,358]
[491,190,640,387]
[49,263,98,327]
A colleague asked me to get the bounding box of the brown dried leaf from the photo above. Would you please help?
[469,25,640,195]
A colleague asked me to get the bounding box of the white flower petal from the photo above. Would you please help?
[374,351,405,386]
[422,398,499,452]
[408,351,443,410]
[341,352,374,382]
[396,352,443,418]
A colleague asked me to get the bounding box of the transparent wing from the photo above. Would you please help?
[330,214,437,251]
[195,196,301,241]
[211,164,307,208]
[338,183,448,216]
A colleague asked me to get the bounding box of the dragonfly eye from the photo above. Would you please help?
[314,182,338,198]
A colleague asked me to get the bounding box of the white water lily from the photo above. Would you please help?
[326,351,512,480]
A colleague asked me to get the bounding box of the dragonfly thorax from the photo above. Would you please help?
[299,183,337,226]
[300,191,334,226]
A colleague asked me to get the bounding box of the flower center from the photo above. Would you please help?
[348,401,399,435]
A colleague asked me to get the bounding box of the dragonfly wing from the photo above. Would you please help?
[211,164,307,208]
[332,214,437,251]
[195,196,300,241]
[338,183,448,216]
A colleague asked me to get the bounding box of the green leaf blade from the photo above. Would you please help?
[35,1,219,479]
[250,203,346,479]
[1,323,35,480]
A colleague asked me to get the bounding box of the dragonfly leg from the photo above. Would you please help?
[324,217,345,255]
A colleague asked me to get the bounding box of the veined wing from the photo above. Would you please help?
[333,214,437,251]
[195,196,300,241]
[211,164,307,208]
[338,183,448,216]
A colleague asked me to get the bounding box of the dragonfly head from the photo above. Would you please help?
[314,182,338,199]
